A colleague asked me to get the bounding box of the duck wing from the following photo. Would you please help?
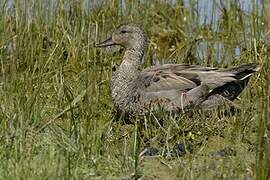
[138,64,237,93]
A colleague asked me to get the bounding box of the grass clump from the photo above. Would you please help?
[0,0,269,179]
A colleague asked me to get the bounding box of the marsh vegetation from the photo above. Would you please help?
[0,0,269,179]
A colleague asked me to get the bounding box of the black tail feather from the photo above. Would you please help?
[210,63,260,101]
[225,63,261,80]
[208,79,250,101]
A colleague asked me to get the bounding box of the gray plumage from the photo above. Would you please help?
[96,24,260,116]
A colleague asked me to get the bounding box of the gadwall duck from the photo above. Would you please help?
[96,24,260,116]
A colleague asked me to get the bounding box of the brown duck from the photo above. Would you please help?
[96,24,260,116]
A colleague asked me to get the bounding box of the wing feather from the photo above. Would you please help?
[138,64,237,93]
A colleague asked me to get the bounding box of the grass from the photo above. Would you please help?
[0,0,269,179]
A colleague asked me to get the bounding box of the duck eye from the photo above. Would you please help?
[121,30,127,34]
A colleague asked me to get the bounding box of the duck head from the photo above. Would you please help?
[96,24,147,50]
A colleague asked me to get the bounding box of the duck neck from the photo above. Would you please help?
[111,48,145,110]
[119,49,144,74]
